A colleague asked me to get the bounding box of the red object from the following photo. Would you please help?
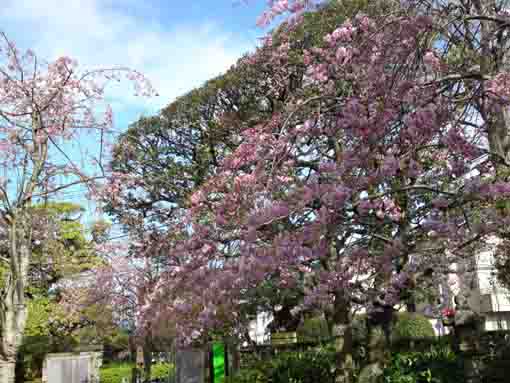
[442,308,455,318]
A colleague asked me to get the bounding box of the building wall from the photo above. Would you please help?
[247,241,510,343]
[247,311,273,345]
[475,241,510,331]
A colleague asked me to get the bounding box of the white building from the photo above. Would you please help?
[247,311,272,345]
[246,242,510,344]
[476,245,510,330]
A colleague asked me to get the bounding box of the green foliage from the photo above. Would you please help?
[227,346,336,383]
[25,297,52,337]
[29,202,99,296]
[99,362,132,383]
[151,362,173,380]
[225,367,266,383]
[104,330,130,356]
[354,312,435,345]
[296,316,330,343]
[383,344,462,383]
[22,297,84,380]
[0,262,7,290]
[393,313,435,341]
[16,202,111,381]
[479,336,510,382]
[31,201,85,216]
[99,362,173,383]
[352,314,368,343]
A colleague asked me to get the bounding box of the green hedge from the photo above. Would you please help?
[393,312,435,341]
[297,312,434,344]
[352,314,368,343]
[230,341,460,383]
[100,362,173,383]
[151,363,173,380]
[296,316,330,342]
[99,362,132,383]
[383,343,463,383]
[227,346,336,383]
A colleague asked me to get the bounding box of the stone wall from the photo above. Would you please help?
[42,352,102,383]
[175,348,206,383]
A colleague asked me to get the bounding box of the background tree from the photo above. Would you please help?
[104,2,398,347]
[26,204,111,381]
[0,202,110,381]
[0,30,154,382]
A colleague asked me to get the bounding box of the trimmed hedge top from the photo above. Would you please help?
[393,312,435,340]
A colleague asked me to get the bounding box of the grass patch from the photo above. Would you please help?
[100,361,173,383]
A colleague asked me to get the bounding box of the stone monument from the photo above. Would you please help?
[42,351,102,383]
[454,294,484,383]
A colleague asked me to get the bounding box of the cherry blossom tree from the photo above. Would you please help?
[0,31,155,382]
[61,237,177,381]
[132,2,510,383]
[82,1,510,382]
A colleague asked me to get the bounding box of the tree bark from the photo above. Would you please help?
[15,349,24,383]
[142,338,152,383]
[331,294,354,383]
[357,324,388,383]
[0,213,31,383]
[231,342,240,376]
[357,300,393,383]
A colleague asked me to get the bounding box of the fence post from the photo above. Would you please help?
[131,367,141,383]
[454,295,484,383]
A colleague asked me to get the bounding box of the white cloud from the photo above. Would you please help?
[0,0,254,118]
[0,0,257,224]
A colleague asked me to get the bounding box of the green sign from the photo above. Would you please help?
[212,343,225,383]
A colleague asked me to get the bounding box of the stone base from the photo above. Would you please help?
[0,362,15,383]
[357,363,383,383]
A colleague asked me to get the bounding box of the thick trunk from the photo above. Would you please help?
[231,343,240,376]
[487,108,510,177]
[358,302,393,383]
[357,325,388,383]
[0,214,31,383]
[142,342,152,383]
[15,349,24,383]
[331,295,354,383]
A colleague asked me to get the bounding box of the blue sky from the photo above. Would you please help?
[0,0,266,128]
[0,0,268,229]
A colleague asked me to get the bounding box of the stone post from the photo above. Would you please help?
[454,295,485,383]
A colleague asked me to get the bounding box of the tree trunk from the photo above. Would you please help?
[15,349,24,383]
[142,339,152,383]
[357,324,388,383]
[131,367,141,383]
[231,342,240,376]
[357,299,393,383]
[331,295,354,383]
[0,213,31,383]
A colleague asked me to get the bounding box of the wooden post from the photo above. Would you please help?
[232,343,240,375]
[133,346,144,383]
[131,367,141,383]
